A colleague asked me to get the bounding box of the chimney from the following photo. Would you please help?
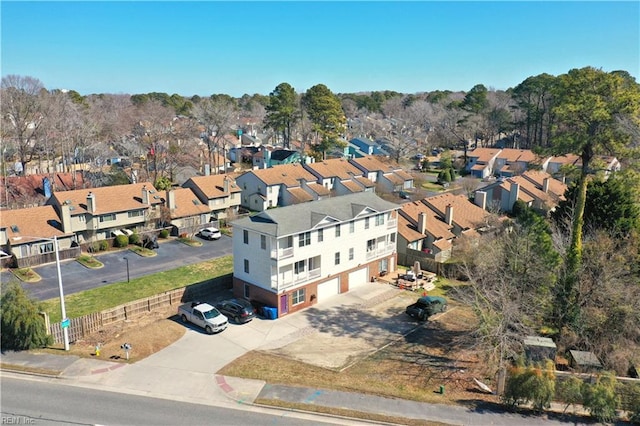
[445,204,453,226]
[166,189,176,210]
[61,203,72,233]
[141,185,150,205]
[223,176,229,193]
[508,182,520,212]
[204,164,211,176]
[543,177,550,193]
[474,191,487,210]
[417,212,427,234]
[86,191,96,213]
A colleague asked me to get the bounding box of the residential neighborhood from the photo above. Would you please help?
[2,62,639,424]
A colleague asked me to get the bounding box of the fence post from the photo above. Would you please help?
[40,312,50,335]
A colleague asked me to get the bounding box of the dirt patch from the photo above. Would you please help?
[47,306,185,362]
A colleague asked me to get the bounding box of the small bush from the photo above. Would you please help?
[179,232,188,239]
[99,240,109,251]
[114,235,129,248]
[159,229,170,239]
[129,233,141,246]
[582,372,619,423]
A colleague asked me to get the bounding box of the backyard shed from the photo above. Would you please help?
[524,336,557,363]
[569,350,602,372]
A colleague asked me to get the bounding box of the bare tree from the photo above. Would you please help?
[1,75,47,174]
[192,95,239,173]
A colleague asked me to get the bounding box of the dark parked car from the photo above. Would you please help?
[405,296,447,321]
[215,299,256,324]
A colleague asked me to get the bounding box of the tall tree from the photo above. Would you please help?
[1,75,47,174]
[264,83,299,149]
[1,281,53,350]
[192,95,238,173]
[550,67,640,329]
[511,73,556,149]
[302,84,346,159]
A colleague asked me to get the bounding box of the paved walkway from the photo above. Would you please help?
[1,284,591,425]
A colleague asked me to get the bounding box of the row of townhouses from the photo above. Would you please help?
[1,154,573,317]
[465,148,620,179]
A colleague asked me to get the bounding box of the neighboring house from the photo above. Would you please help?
[303,158,375,195]
[542,154,620,178]
[163,187,212,236]
[182,174,242,219]
[542,154,581,177]
[465,148,502,178]
[479,170,567,214]
[397,201,456,264]
[349,137,389,157]
[492,148,539,177]
[205,152,231,175]
[236,163,323,211]
[47,182,163,243]
[421,193,491,241]
[253,146,301,169]
[0,205,79,267]
[231,192,399,317]
[349,156,414,193]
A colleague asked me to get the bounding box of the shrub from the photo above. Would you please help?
[1,282,53,350]
[114,235,129,248]
[129,232,141,246]
[159,229,169,239]
[556,375,583,414]
[582,372,619,423]
[99,240,109,251]
[179,232,188,239]
[502,360,555,412]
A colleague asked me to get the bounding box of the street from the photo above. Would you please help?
[0,376,351,426]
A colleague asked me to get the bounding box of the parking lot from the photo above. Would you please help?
[1,236,233,301]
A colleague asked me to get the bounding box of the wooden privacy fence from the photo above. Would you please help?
[47,276,231,344]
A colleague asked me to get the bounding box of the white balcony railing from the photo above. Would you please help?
[366,244,395,260]
[271,246,294,260]
[387,218,397,229]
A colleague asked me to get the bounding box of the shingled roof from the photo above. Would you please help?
[0,205,70,240]
[49,182,161,215]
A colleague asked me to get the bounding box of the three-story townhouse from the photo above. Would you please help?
[231,192,400,317]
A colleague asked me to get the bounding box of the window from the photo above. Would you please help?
[318,229,323,242]
[128,210,143,218]
[364,217,370,229]
[244,259,250,273]
[261,235,266,250]
[367,239,376,252]
[298,231,311,247]
[99,213,116,222]
[334,252,340,265]
[39,242,54,254]
[349,248,354,260]
[292,288,305,305]
[295,260,306,274]
[335,224,341,237]
[244,284,250,299]
[243,230,249,244]
[375,214,384,226]
[349,221,355,233]
[78,215,85,222]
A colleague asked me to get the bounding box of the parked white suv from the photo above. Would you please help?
[198,227,222,240]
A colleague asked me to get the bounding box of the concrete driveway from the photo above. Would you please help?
[134,283,414,375]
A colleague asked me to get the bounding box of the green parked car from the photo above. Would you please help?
[405,296,448,321]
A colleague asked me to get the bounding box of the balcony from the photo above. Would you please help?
[271,246,294,260]
[278,266,322,290]
[366,243,395,260]
[387,218,397,229]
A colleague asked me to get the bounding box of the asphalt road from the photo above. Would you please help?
[0,376,343,426]
[1,236,233,301]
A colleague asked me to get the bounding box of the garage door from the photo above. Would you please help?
[317,278,340,301]
[348,267,369,289]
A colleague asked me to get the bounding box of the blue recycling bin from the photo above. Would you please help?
[263,306,278,319]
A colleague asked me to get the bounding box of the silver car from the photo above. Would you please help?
[198,227,221,240]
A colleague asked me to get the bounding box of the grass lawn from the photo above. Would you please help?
[41,255,233,322]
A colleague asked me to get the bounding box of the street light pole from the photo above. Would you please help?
[53,236,70,351]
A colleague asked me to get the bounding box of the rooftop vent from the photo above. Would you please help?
[11,225,19,232]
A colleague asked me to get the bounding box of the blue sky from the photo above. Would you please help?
[2,1,638,97]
